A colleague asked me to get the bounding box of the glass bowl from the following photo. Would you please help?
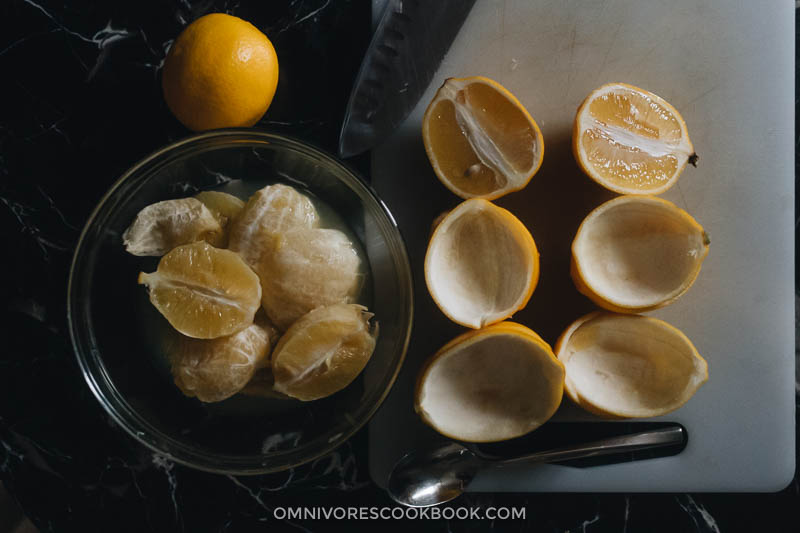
[67,130,413,475]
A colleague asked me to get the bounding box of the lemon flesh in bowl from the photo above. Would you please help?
[271,304,378,401]
[571,195,709,313]
[195,191,245,224]
[573,82,696,195]
[167,315,277,403]
[195,190,244,230]
[257,228,363,330]
[122,198,222,256]
[555,312,708,418]
[227,183,319,269]
[138,241,262,339]
[415,322,564,443]
[193,191,245,247]
[425,198,539,329]
[423,76,544,200]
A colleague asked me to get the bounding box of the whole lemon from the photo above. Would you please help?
[162,13,279,131]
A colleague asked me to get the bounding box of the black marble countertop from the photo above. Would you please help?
[1,1,797,532]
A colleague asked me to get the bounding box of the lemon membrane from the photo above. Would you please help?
[136,179,373,408]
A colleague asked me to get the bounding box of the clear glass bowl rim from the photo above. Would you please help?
[67,129,414,475]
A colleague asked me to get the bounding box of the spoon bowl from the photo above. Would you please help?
[388,442,481,507]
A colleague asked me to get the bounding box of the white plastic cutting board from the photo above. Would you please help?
[368,0,795,491]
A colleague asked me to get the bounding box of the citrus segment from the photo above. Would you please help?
[167,314,277,402]
[571,195,709,313]
[227,184,319,269]
[423,76,544,200]
[257,228,362,330]
[122,198,222,256]
[415,322,564,443]
[271,304,378,401]
[138,241,262,339]
[555,312,708,418]
[195,191,245,225]
[573,83,696,195]
[162,13,279,131]
[425,199,539,329]
[194,191,245,247]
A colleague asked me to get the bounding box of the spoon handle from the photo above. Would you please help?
[496,426,686,467]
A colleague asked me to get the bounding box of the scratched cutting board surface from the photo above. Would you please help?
[367,0,795,491]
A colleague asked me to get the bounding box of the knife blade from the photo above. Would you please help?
[338,0,476,158]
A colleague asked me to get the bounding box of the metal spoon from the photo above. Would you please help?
[388,426,685,507]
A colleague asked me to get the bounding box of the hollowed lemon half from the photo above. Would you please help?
[571,195,709,313]
[415,322,565,442]
[555,312,708,418]
[425,199,539,329]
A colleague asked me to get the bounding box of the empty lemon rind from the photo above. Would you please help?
[415,322,564,442]
[555,312,708,419]
[571,195,709,313]
[425,199,539,329]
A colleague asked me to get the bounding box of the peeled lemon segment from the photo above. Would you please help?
[195,191,245,224]
[425,199,539,329]
[122,198,223,256]
[167,315,276,402]
[228,184,319,268]
[573,83,695,195]
[423,76,544,200]
[555,312,708,418]
[194,191,245,247]
[415,322,564,443]
[571,195,709,313]
[271,304,378,401]
[257,227,362,330]
[138,241,262,339]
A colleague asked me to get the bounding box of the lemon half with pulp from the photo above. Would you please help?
[573,82,696,195]
[423,76,544,200]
